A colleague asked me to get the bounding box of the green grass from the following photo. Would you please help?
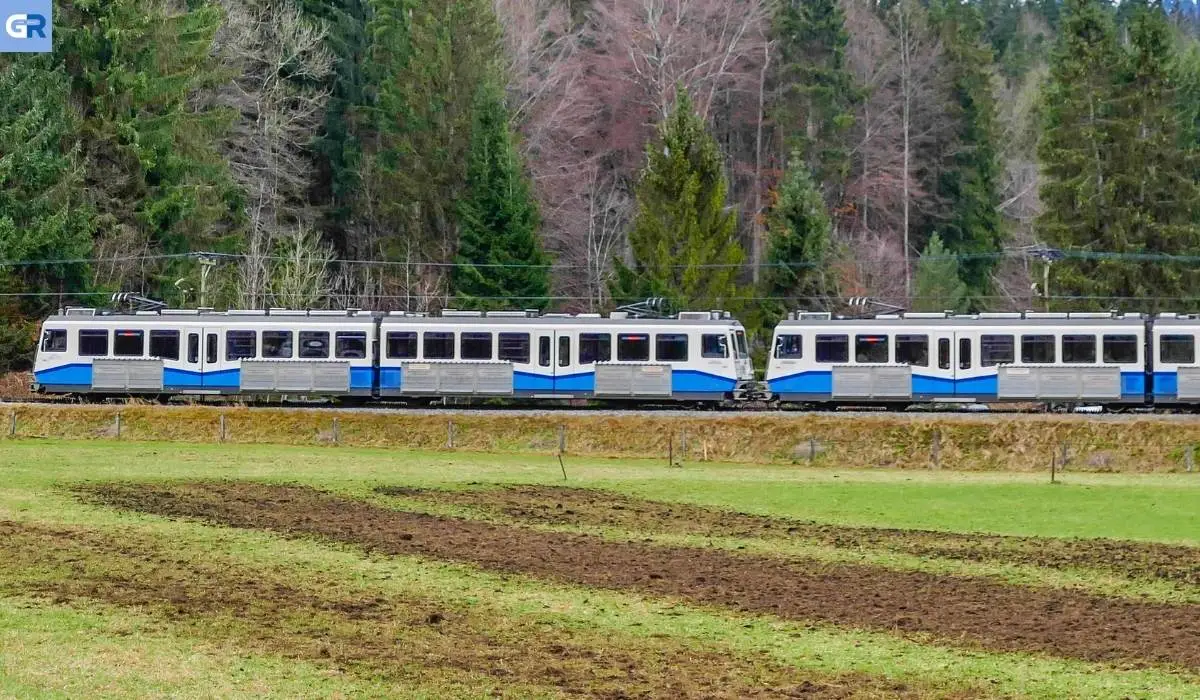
[0,439,1197,698]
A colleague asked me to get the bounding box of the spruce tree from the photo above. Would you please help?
[760,157,834,321]
[612,87,744,312]
[913,234,968,312]
[771,0,856,201]
[452,81,550,310]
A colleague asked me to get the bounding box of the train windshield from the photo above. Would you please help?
[733,330,749,359]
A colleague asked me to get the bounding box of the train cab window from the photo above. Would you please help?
[206,334,218,364]
[579,333,611,364]
[336,332,368,359]
[617,334,650,362]
[959,338,973,369]
[895,335,929,367]
[1021,335,1056,364]
[655,334,689,362]
[702,334,728,358]
[539,336,551,367]
[1161,335,1195,364]
[558,336,571,367]
[226,331,257,361]
[113,329,144,357]
[938,338,951,370]
[1103,335,1138,364]
[734,331,749,359]
[79,330,108,357]
[387,332,418,359]
[774,335,802,359]
[423,332,455,360]
[299,331,329,358]
[461,332,493,360]
[1062,334,1096,364]
[187,334,199,363]
[262,331,293,359]
[498,333,530,363]
[855,335,889,363]
[149,330,180,361]
[980,335,1014,366]
[40,329,67,353]
[815,335,849,363]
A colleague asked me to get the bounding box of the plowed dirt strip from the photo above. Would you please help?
[377,485,1200,585]
[0,522,920,700]
[82,482,1200,670]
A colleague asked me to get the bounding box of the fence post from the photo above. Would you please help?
[115,413,122,440]
[219,414,226,443]
[1051,450,1057,484]
[447,420,455,449]
[1059,441,1069,471]
[809,437,816,464]
[668,433,674,466]
[931,429,941,469]
[557,424,566,454]
[8,411,15,438]
[681,430,689,460]
[1187,445,1195,473]
[332,417,340,445]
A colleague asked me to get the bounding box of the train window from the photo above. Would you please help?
[558,336,571,367]
[656,334,689,362]
[895,335,929,367]
[387,332,418,359]
[702,334,728,358]
[1062,334,1096,364]
[149,330,180,361]
[461,332,493,360]
[262,331,293,359]
[298,331,329,358]
[1021,335,1055,364]
[206,334,218,364]
[1161,335,1195,364]
[1103,335,1138,364]
[188,333,199,363]
[539,336,551,366]
[226,331,257,361]
[424,332,455,360]
[960,338,972,369]
[617,334,650,362]
[815,335,849,363]
[938,338,950,370]
[79,329,108,357]
[336,332,368,359]
[579,333,611,364]
[855,335,889,363]
[774,335,802,359]
[499,333,530,363]
[980,335,1014,366]
[734,331,749,359]
[113,329,144,357]
[40,329,67,353]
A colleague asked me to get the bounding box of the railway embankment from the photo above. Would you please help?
[4,401,1200,472]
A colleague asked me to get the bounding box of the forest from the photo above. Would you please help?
[3,0,1200,368]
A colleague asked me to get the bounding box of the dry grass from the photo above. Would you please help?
[4,402,1200,473]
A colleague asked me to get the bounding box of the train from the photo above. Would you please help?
[29,305,1200,409]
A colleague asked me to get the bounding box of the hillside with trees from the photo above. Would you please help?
[3,0,1200,367]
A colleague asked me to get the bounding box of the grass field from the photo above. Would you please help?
[0,440,1196,698]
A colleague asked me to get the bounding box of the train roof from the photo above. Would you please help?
[777,311,1148,327]
[44,308,744,327]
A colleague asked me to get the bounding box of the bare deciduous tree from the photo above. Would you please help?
[271,226,335,309]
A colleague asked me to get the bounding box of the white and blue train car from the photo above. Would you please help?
[1148,313,1200,404]
[33,308,377,396]
[765,311,1147,406]
[377,310,754,401]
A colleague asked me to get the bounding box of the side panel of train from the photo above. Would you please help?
[1148,317,1200,403]
[375,318,753,400]
[33,313,377,396]
[765,314,1148,404]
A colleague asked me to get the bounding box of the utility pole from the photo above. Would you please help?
[197,255,218,308]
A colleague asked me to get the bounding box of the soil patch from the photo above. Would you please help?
[80,481,1200,670]
[0,520,922,699]
[377,485,1200,586]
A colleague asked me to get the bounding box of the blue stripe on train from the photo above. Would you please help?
[37,364,370,391]
[769,370,1146,399]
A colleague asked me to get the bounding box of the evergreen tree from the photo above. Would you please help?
[453,81,550,310]
[611,87,744,311]
[913,234,968,312]
[770,0,856,202]
[929,0,1006,307]
[760,156,834,321]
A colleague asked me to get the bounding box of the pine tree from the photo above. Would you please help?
[611,87,744,312]
[760,157,834,321]
[929,0,1006,307]
[770,0,856,202]
[453,81,550,310]
[913,234,968,312]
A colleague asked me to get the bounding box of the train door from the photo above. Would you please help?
[553,330,588,393]
[201,327,236,390]
[907,331,956,399]
[531,331,554,393]
[951,330,992,399]
[161,326,202,389]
